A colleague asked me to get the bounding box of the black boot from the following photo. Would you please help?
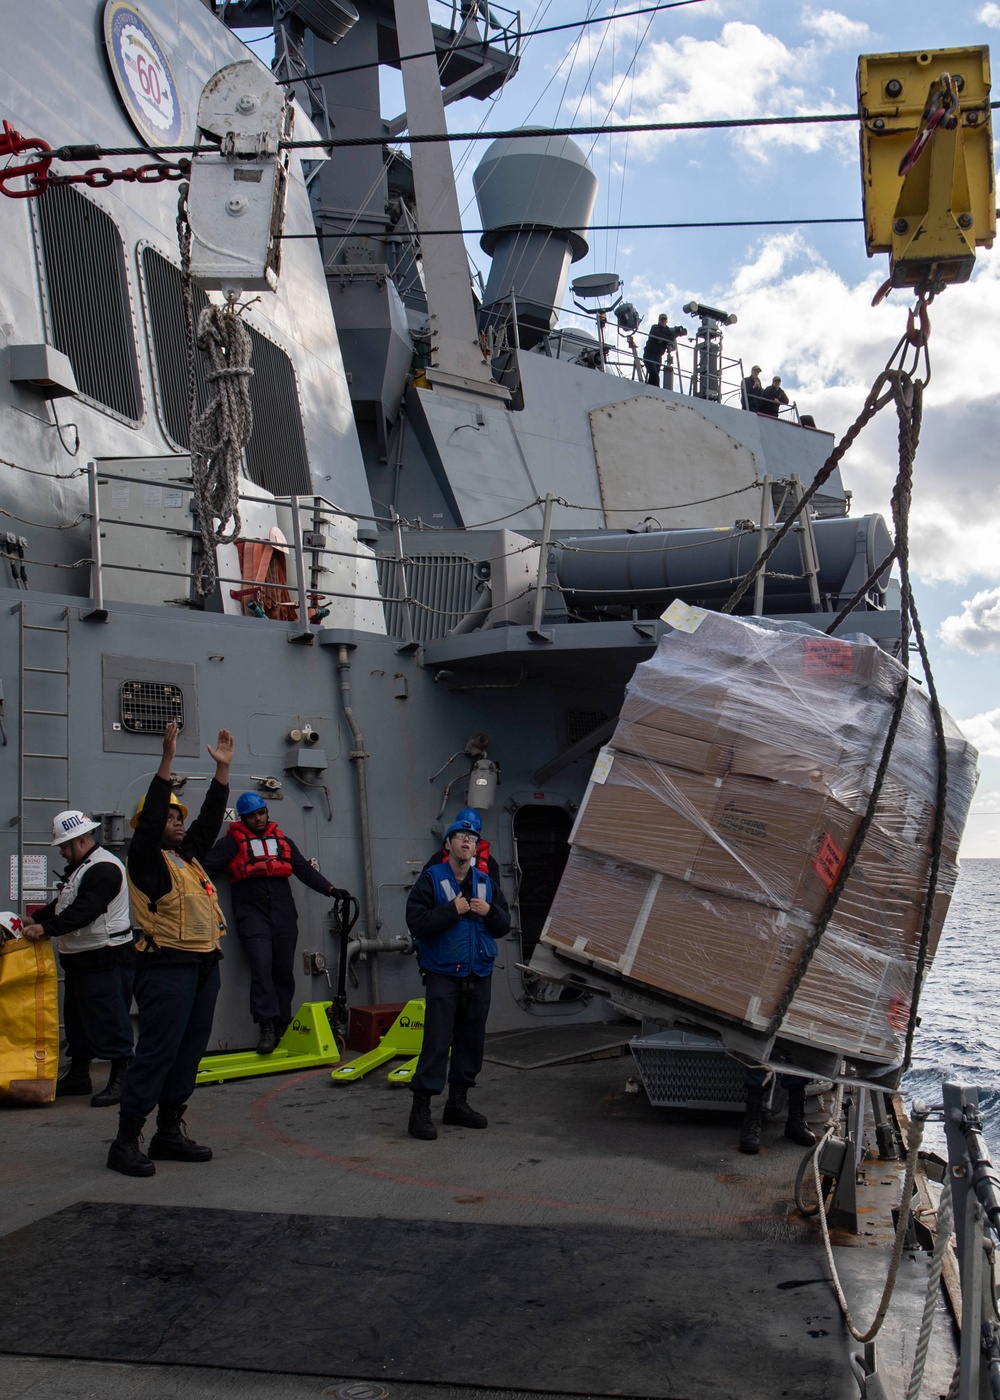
[107,1112,155,1177]
[443,1085,488,1129]
[784,1081,817,1147]
[255,1019,277,1056]
[273,1018,292,1046]
[148,1102,213,1162]
[56,1058,93,1097]
[407,1089,437,1141]
[91,1057,131,1108]
[739,1089,764,1155]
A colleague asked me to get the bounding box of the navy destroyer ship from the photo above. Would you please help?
[0,3,985,1398]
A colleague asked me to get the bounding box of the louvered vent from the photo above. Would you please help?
[36,184,142,421]
[244,326,311,496]
[377,554,477,641]
[141,246,208,448]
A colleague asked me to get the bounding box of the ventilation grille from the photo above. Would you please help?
[244,326,311,496]
[119,681,184,734]
[141,248,310,495]
[37,184,142,421]
[565,710,609,746]
[141,246,208,448]
[376,554,477,642]
[630,1039,746,1110]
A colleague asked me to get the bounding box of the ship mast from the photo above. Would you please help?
[392,0,508,404]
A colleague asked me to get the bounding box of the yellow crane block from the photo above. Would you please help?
[857,46,995,290]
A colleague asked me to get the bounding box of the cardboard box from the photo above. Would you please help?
[572,751,861,919]
[541,850,811,1027]
[544,607,978,1070]
[610,716,732,776]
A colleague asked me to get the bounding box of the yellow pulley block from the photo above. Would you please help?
[858,46,995,291]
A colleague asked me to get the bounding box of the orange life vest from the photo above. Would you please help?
[227,821,294,881]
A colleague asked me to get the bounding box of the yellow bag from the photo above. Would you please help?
[0,937,59,1104]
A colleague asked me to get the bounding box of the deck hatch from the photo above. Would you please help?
[36,184,143,422]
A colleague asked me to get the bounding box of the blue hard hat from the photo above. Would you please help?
[236,792,268,817]
[445,807,482,841]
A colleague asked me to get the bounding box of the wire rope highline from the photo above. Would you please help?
[282,217,864,240]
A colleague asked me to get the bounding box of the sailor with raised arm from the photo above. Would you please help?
[107,718,232,1178]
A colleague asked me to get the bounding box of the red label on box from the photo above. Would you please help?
[813,832,846,891]
[802,639,853,677]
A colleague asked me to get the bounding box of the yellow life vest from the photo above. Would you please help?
[128,852,226,954]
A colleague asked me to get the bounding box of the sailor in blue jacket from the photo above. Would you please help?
[404,812,510,1140]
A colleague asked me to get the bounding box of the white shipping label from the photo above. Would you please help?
[144,485,164,507]
[10,854,48,902]
[164,490,183,509]
[110,484,130,510]
[590,747,615,785]
[662,599,708,632]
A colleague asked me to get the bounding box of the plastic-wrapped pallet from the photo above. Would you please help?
[540,601,979,1074]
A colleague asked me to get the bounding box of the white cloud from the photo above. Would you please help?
[801,9,870,44]
[955,710,1000,757]
[694,233,1000,584]
[594,22,850,162]
[940,588,1000,652]
[977,3,1000,28]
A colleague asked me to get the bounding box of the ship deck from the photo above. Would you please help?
[0,1038,957,1400]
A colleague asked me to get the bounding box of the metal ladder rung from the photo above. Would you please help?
[23,666,69,676]
[23,710,69,718]
[24,752,68,760]
[23,624,69,634]
[23,795,70,802]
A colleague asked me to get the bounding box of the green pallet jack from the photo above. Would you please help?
[330,998,425,1084]
[196,1001,342,1085]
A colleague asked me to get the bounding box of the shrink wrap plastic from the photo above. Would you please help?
[542,604,979,1067]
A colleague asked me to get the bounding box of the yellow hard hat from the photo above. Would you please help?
[130,792,188,829]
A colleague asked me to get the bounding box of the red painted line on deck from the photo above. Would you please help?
[247,1068,796,1228]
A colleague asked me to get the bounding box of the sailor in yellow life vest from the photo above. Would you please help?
[107,718,233,1178]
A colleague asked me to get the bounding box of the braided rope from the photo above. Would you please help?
[906,1177,955,1400]
[189,303,252,597]
[177,182,252,598]
[814,1102,926,1343]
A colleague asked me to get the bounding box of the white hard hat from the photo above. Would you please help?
[50,810,101,845]
[0,911,24,938]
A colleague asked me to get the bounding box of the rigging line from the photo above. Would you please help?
[612,7,642,270]
[290,109,861,149]
[54,105,868,160]
[276,2,707,86]
[287,216,863,239]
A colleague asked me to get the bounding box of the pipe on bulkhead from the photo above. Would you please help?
[336,644,380,1002]
[448,584,493,636]
[346,933,414,965]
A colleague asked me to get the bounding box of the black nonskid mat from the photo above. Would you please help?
[0,1202,853,1399]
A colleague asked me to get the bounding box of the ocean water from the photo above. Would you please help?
[902,858,1000,1159]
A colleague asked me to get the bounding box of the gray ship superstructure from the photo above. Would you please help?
[0,0,900,1054]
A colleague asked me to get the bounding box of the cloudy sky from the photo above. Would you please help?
[255,2,1000,855]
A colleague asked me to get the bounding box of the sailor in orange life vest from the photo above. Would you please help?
[107,718,233,1179]
[203,792,347,1055]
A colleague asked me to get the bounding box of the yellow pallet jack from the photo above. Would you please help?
[195,1001,342,1085]
[330,998,425,1084]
